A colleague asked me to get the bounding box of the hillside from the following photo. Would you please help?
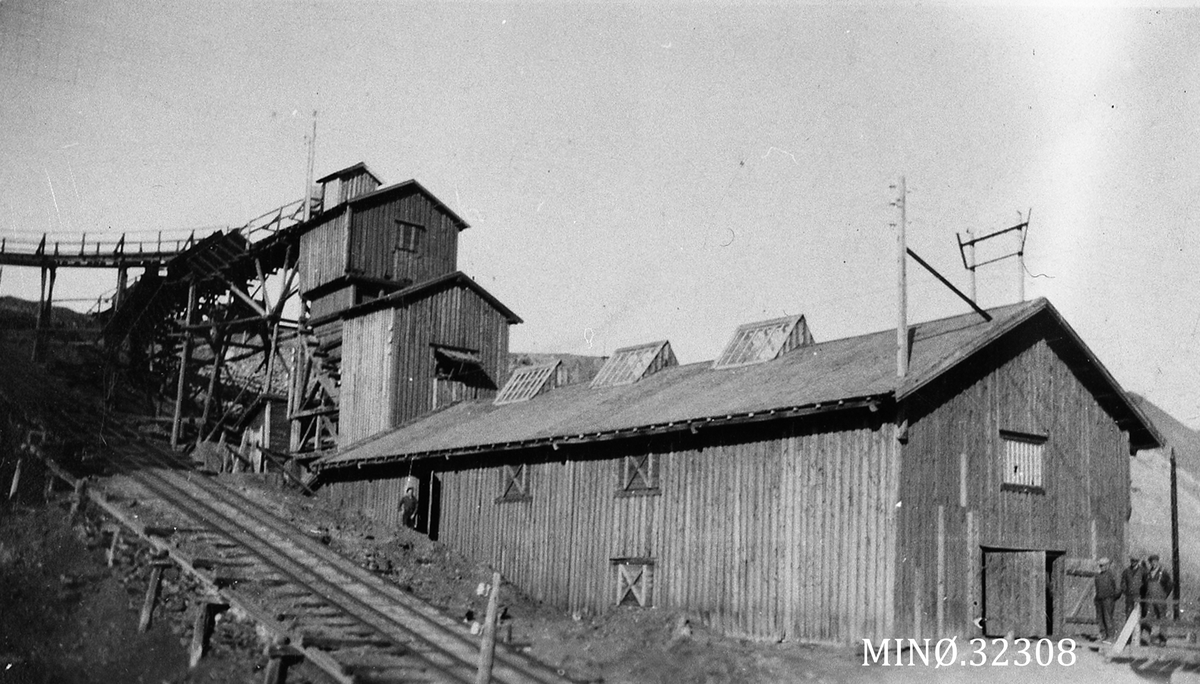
[1128,393,1200,596]
[0,295,97,330]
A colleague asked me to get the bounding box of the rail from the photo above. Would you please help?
[0,349,568,684]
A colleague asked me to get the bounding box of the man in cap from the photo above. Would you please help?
[1094,557,1121,641]
[1121,555,1147,622]
[1144,554,1173,620]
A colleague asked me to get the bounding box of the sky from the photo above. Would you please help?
[1,1,1198,428]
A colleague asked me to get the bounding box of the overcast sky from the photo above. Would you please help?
[1,2,1198,427]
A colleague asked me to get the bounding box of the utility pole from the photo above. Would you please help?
[965,228,976,302]
[1171,447,1181,619]
[893,176,908,379]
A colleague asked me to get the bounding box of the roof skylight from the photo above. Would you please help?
[712,315,813,370]
[494,361,560,405]
[590,341,677,388]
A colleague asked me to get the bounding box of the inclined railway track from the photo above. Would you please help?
[1,367,568,684]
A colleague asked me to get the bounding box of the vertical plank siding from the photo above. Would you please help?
[898,323,1131,639]
[298,210,349,294]
[428,416,898,643]
[338,310,396,446]
[335,282,510,445]
[348,190,459,285]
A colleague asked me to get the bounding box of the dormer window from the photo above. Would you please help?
[712,314,814,369]
[591,341,677,388]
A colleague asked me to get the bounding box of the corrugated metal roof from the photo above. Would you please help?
[316,297,1159,470]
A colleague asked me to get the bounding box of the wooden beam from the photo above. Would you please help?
[7,458,21,500]
[189,600,228,668]
[172,282,198,449]
[475,571,502,684]
[138,562,166,632]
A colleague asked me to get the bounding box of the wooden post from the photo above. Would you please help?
[68,478,88,519]
[262,636,298,684]
[189,601,227,668]
[32,267,47,361]
[936,505,945,636]
[966,228,976,301]
[8,458,21,500]
[139,561,168,632]
[43,471,55,502]
[172,283,197,449]
[1171,446,1180,619]
[196,331,223,448]
[475,571,502,684]
[895,176,908,379]
[115,266,129,309]
[106,527,121,567]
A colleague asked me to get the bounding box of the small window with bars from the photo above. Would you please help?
[1000,430,1046,494]
[496,463,531,504]
[396,220,425,253]
[616,453,661,497]
[611,558,655,607]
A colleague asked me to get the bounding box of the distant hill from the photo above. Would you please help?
[0,296,96,330]
[1128,393,1200,598]
[508,352,607,387]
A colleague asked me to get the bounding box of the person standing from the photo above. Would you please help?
[1144,554,1174,620]
[398,487,419,530]
[1094,557,1121,641]
[1121,555,1146,621]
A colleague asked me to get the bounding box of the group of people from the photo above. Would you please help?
[1094,554,1174,642]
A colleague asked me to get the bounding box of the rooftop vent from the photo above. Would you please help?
[711,314,814,370]
[494,361,561,405]
[590,340,677,388]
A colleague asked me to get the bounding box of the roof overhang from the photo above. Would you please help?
[313,394,888,473]
[314,271,522,326]
[899,299,1162,452]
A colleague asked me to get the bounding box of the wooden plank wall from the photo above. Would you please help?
[335,282,511,445]
[348,190,458,285]
[387,284,510,429]
[298,210,349,294]
[338,309,396,447]
[898,325,1131,640]
[422,415,898,643]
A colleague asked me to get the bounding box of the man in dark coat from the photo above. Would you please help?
[398,487,419,530]
[1094,557,1121,641]
[1144,554,1173,620]
[1121,555,1146,621]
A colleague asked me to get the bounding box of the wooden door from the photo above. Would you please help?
[984,550,1047,637]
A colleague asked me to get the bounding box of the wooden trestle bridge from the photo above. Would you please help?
[0,196,340,467]
[0,322,567,684]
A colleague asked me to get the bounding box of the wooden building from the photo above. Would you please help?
[287,162,510,455]
[312,299,1160,644]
